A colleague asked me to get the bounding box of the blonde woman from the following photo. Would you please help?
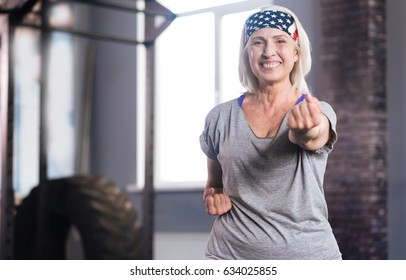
[200,5,341,259]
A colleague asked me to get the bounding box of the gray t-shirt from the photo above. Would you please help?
[199,95,342,259]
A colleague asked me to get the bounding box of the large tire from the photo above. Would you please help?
[14,176,142,259]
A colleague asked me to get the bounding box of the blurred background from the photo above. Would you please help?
[0,0,404,260]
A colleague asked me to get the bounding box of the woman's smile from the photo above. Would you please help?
[261,61,282,69]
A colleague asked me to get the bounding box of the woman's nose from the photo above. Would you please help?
[262,43,276,57]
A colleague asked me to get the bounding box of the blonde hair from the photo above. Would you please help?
[238,5,312,94]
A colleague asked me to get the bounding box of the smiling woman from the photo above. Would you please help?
[199,4,341,260]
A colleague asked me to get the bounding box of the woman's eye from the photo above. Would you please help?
[276,40,286,44]
[252,40,264,46]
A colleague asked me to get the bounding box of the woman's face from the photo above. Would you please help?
[247,27,298,88]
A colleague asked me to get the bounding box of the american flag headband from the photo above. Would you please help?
[245,10,298,42]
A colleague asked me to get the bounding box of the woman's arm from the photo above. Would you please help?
[203,158,232,215]
[288,94,331,151]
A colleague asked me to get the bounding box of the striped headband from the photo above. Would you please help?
[245,10,298,42]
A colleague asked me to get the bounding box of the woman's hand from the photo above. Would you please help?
[288,94,330,151]
[203,187,232,216]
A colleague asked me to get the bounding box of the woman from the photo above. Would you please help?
[199,5,341,259]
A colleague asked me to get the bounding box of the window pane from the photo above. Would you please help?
[47,32,76,179]
[155,13,215,187]
[13,28,40,198]
[220,10,254,103]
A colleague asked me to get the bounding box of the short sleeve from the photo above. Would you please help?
[314,101,338,154]
[199,108,221,160]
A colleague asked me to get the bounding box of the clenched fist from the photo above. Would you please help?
[288,94,330,150]
[203,187,232,216]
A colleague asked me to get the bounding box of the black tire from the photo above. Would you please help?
[14,176,142,259]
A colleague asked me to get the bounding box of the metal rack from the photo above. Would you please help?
[0,0,175,259]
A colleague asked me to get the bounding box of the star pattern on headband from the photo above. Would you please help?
[245,10,297,41]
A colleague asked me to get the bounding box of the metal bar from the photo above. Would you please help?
[143,0,175,43]
[19,22,147,46]
[50,0,173,17]
[8,0,176,46]
[39,0,50,205]
[0,0,38,14]
[5,0,38,22]
[0,9,19,14]
[36,0,51,259]
[142,0,155,260]
[0,0,145,16]
[75,45,95,176]
[142,43,154,260]
[142,0,175,260]
[51,0,140,14]
[0,15,15,260]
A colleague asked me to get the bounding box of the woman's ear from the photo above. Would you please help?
[294,49,299,62]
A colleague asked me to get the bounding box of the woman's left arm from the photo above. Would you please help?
[288,94,331,151]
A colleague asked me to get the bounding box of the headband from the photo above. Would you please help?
[245,10,298,42]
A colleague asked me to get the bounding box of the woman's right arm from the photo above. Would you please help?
[203,158,232,215]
